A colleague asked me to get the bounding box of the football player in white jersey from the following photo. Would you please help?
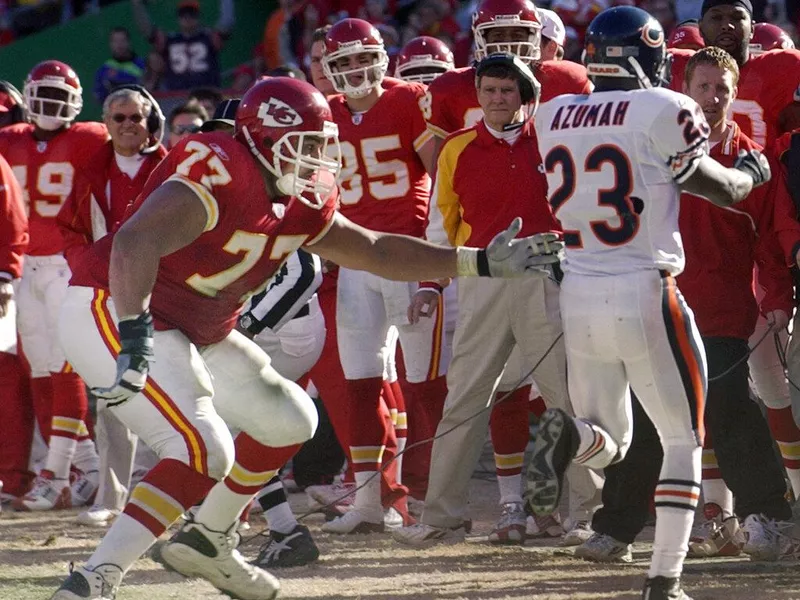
[527,6,771,600]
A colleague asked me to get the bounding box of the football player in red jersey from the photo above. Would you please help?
[394,36,456,84]
[669,0,800,147]
[319,17,452,534]
[50,77,560,600]
[0,60,109,513]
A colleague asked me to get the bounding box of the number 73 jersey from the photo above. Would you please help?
[329,80,432,238]
[69,132,338,346]
[534,87,710,277]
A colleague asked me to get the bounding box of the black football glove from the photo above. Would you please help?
[92,311,154,407]
[733,149,771,188]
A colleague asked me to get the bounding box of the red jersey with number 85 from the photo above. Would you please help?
[329,78,431,238]
[670,47,800,147]
[0,122,109,256]
[69,132,338,346]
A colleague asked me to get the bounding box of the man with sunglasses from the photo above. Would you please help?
[56,86,167,528]
[167,99,207,149]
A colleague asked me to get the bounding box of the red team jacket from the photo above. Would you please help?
[69,133,338,346]
[0,153,28,279]
[670,47,800,147]
[676,122,793,340]
[0,122,109,256]
[424,60,592,138]
[57,141,168,270]
[330,78,431,238]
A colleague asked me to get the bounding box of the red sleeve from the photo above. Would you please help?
[0,154,28,279]
[56,170,96,271]
[768,130,800,263]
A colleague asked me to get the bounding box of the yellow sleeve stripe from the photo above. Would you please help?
[166,174,219,232]
[436,129,478,247]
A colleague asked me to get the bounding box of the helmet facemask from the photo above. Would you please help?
[24,80,82,130]
[323,48,389,98]
[474,21,542,64]
[243,121,342,209]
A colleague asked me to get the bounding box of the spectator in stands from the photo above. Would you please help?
[132,0,235,91]
[94,27,147,104]
[263,0,296,71]
[166,99,207,148]
[187,86,224,118]
[401,0,460,45]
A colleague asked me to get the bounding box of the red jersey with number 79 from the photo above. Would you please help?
[69,132,338,346]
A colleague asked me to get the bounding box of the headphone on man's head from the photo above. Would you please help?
[475,53,541,106]
[109,83,165,154]
[0,80,26,124]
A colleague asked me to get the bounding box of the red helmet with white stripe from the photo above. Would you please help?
[750,23,794,56]
[472,0,542,64]
[395,36,455,84]
[235,77,341,209]
[24,60,83,130]
[323,18,389,98]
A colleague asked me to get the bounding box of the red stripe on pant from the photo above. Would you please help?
[0,352,34,496]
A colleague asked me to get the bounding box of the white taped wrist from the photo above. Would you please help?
[456,247,479,277]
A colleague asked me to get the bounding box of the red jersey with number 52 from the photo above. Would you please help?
[424,60,592,139]
[670,47,800,147]
[69,133,338,346]
[0,122,109,256]
[329,79,431,237]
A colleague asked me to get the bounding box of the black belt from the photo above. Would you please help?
[292,304,310,319]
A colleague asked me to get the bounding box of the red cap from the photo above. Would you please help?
[668,23,705,50]
[178,1,200,12]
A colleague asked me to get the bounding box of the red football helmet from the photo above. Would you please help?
[23,60,83,130]
[750,23,794,56]
[472,0,542,64]
[394,36,455,84]
[235,77,342,209]
[322,18,389,98]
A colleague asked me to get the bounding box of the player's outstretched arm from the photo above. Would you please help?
[680,151,770,207]
[307,212,563,281]
[109,180,208,318]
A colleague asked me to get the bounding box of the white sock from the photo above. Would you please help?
[265,501,298,535]
[45,436,77,480]
[649,506,695,578]
[497,474,523,506]
[701,479,734,517]
[196,478,270,533]
[395,436,406,486]
[786,469,800,500]
[87,513,156,581]
[353,471,382,521]
[73,436,100,473]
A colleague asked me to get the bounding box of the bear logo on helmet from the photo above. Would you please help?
[258,98,304,128]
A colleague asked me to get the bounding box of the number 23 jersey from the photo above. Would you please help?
[70,132,338,346]
[328,79,432,238]
[534,87,710,277]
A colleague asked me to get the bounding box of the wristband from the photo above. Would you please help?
[456,247,491,277]
[118,310,155,358]
[418,281,444,294]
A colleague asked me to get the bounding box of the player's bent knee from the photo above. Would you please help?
[255,385,319,446]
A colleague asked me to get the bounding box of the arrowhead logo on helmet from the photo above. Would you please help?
[258,98,304,128]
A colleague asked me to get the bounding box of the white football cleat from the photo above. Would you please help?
[50,563,121,600]
[393,522,467,548]
[13,471,71,511]
[321,508,385,534]
[160,519,280,600]
[77,506,120,528]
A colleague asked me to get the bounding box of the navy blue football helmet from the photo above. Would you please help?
[582,6,671,91]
